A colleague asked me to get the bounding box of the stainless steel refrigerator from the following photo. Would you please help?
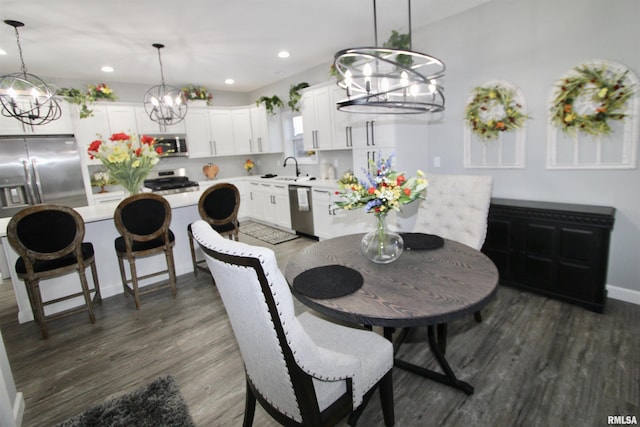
[0,135,88,218]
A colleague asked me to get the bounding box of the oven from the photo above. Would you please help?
[143,168,199,195]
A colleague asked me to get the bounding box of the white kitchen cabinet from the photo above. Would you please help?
[250,105,269,153]
[231,108,253,154]
[185,107,214,158]
[0,100,73,135]
[351,116,429,181]
[331,86,355,150]
[209,108,235,156]
[134,106,186,135]
[105,104,138,134]
[301,84,334,151]
[73,104,137,165]
[250,182,291,229]
[185,108,235,158]
[311,187,371,240]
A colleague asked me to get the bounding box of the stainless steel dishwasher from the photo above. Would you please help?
[288,185,314,236]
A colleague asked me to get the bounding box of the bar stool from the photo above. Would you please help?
[7,204,102,339]
[187,183,240,276]
[114,193,177,309]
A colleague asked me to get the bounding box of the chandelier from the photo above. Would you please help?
[143,43,187,125]
[0,20,62,126]
[333,0,445,114]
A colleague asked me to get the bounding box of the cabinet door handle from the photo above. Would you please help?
[258,137,262,151]
[211,140,217,155]
[250,192,253,200]
[370,120,375,146]
[366,121,370,146]
[348,126,353,147]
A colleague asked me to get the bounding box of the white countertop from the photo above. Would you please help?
[0,176,341,237]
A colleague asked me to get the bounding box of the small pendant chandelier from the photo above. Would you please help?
[143,43,187,125]
[333,0,445,114]
[0,20,62,126]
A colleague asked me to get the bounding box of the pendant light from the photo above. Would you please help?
[143,43,187,125]
[0,20,62,126]
[333,0,445,114]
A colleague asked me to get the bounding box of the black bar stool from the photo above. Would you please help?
[114,193,177,309]
[7,204,102,339]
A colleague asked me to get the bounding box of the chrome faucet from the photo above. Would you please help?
[283,156,300,177]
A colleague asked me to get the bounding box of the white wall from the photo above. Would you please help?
[413,0,640,297]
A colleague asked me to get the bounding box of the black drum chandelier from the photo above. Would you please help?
[333,0,445,114]
[0,20,62,126]
[143,43,187,125]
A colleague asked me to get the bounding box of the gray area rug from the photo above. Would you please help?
[240,221,299,245]
[55,375,195,427]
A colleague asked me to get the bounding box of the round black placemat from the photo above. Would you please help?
[293,265,363,299]
[400,233,445,250]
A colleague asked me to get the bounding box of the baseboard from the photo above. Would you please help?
[607,284,640,306]
[14,391,24,427]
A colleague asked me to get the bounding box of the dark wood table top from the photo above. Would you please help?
[285,234,499,328]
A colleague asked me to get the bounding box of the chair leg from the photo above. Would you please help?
[379,370,395,427]
[90,260,102,304]
[188,227,199,277]
[165,247,177,297]
[128,258,142,310]
[242,378,256,427]
[30,280,48,339]
[117,255,129,298]
[77,268,96,324]
[474,310,483,323]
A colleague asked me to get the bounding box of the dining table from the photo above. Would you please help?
[284,233,499,395]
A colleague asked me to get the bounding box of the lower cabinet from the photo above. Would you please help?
[311,188,370,240]
[249,182,291,229]
[481,198,615,313]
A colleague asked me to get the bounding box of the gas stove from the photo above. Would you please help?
[144,169,199,195]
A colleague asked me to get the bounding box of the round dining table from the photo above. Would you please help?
[284,233,499,395]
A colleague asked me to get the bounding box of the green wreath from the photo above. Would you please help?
[550,64,635,136]
[464,84,528,142]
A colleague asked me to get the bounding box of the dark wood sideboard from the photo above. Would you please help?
[481,198,615,313]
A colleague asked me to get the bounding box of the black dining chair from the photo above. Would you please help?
[187,183,240,276]
[7,204,102,339]
[114,193,177,309]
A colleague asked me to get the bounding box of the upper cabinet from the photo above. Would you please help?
[0,100,74,136]
[134,106,186,135]
[231,108,253,154]
[301,84,335,151]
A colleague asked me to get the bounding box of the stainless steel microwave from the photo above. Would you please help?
[151,134,188,157]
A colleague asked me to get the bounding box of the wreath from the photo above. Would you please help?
[550,63,635,136]
[464,83,528,142]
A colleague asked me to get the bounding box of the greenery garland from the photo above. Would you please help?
[550,64,635,136]
[464,83,528,142]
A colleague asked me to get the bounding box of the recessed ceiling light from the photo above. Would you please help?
[0,49,7,55]
[278,50,290,59]
[225,78,235,85]
[101,66,114,73]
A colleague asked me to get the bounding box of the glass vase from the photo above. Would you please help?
[121,174,148,196]
[361,212,404,264]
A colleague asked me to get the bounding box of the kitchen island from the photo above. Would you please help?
[0,176,342,324]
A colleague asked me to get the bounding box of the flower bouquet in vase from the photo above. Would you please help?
[333,154,428,263]
[244,159,255,175]
[88,132,163,195]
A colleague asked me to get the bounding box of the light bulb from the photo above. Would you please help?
[30,88,41,99]
[410,84,419,97]
[150,96,159,107]
[380,78,389,93]
[7,88,17,99]
[364,63,372,93]
[163,94,174,107]
[400,71,409,87]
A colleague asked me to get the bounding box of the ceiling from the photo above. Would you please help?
[0,0,490,93]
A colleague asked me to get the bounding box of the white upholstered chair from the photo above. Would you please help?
[413,174,493,251]
[412,174,493,352]
[191,220,395,427]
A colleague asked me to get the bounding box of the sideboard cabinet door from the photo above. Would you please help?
[482,198,615,313]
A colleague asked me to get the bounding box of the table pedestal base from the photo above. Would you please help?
[388,325,474,395]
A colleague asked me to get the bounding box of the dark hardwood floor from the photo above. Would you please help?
[1,233,638,426]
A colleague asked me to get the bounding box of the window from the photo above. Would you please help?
[286,113,317,164]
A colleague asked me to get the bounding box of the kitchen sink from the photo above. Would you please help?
[261,176,315,182]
